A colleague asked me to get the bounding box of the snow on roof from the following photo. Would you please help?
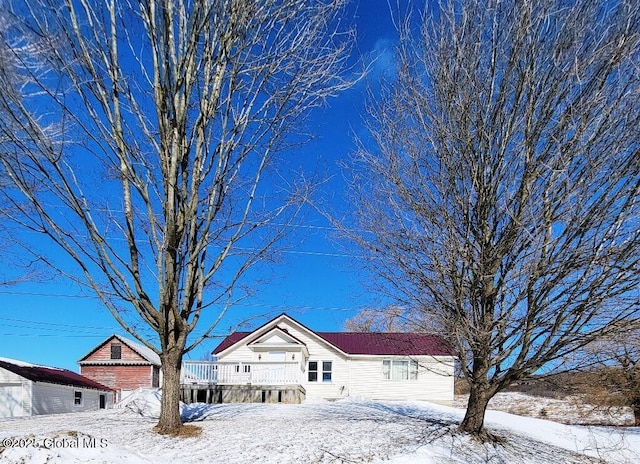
[0,356,61,369]
[0,358,113,391]
[114,335,161,366]
[78,334,161,366]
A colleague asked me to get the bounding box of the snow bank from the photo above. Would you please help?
[116,388,185,419]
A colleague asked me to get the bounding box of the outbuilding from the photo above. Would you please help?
[78,334,161,402]
[0,357,113,418]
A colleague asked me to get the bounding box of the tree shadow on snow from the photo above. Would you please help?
[180,402,272,422]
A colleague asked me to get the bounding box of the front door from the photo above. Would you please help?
[268,351,287,362]
[267,351,287,383]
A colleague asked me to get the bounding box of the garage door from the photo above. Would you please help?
[0,384,24,417]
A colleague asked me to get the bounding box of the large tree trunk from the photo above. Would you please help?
[156,349,183,434]
[459,384,493,437]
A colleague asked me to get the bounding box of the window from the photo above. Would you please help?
[235,364,251,373]
[322,361,332,382]
[308,361,332,382]
[110,343,121,360]
[383,360,418,381]
[308,361,318,382]
[74,390,83,406]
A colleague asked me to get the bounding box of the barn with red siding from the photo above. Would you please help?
[78,335,161,402]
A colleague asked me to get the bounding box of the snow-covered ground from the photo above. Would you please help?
[455,392,636,426]
[1,390,638,464]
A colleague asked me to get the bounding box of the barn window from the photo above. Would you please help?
[110,343,121,359]
[382,360,418,381]
[74,390,83,406]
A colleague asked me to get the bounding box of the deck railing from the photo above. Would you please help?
[181,361,302,385]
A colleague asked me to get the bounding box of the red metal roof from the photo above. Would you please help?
[213,332,251,354]
[316,332,454,356]
[212,327,454,357]
[0,359,113,391]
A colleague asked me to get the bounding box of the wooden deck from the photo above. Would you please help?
[179,383,306,404]
[180,361,303,385]
[179,361,306,404]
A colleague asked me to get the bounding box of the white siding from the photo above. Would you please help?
[255,320,350,399]
[0,384,24,417]
[217,317,456,403]
[220,343,257,363]
[304,354,350,400]
[0,367,32,417]
[31,383,111,415]
[218,319,351,399]
[347,356,455,403]
[0,366,24,383]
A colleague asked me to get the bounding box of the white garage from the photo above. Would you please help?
[0,357,113,417]
[0,384,23,417]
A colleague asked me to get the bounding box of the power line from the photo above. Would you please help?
[0,316,111,330]
[0,333,108,338]
[0,291,360,313]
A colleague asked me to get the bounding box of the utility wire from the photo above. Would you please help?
[0,291,360,313]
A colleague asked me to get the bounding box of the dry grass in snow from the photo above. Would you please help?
[454,392,635,426]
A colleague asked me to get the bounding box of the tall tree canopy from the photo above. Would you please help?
[349,0,640,437]
[0,0,353,432]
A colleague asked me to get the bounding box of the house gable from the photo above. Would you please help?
[249,328,302,346]
[246,326,310,358]
[78,335,161,366]
[213,314,347,359]
[213,314,454,358]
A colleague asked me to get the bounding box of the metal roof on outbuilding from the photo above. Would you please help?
[0,357,113,391]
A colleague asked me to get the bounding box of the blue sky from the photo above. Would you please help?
[0,0,400,372]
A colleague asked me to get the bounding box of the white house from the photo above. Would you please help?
[0,357,113,418]
[181,314,455,404]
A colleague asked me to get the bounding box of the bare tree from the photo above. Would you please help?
[0,0,353,433]
[343,306,406,332]
[0,9,48,287]
[343,305,440,333]
[580,323,640,426]
[348,0,640,437]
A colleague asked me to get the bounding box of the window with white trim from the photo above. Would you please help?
[74,390,83,406]
[308,361,332,382]
[382,360,418,380]
[322,361,332,382]
[308,361,318,381]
